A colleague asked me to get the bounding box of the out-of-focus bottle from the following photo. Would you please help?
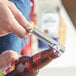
[5,45,64,76]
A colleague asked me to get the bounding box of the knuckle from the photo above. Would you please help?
[8,19,14,25]
[6,20,14,31]
[6,51,14,58]
[5,19,13,26]
[9,1,15,6]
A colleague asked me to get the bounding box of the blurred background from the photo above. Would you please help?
[27,0,76,76]
[0,0,76,76]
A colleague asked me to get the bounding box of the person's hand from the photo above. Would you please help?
[0,50,20,67]
[0,0,33,38]
[0,50,38,76]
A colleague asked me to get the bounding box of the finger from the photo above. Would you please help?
[7,1,33,29]
[10,18,28,38]
[1,50,20,65]
[1,50,19,60]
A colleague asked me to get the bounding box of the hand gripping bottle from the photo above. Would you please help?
[5,28,65,76]
[6,45,64,76]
